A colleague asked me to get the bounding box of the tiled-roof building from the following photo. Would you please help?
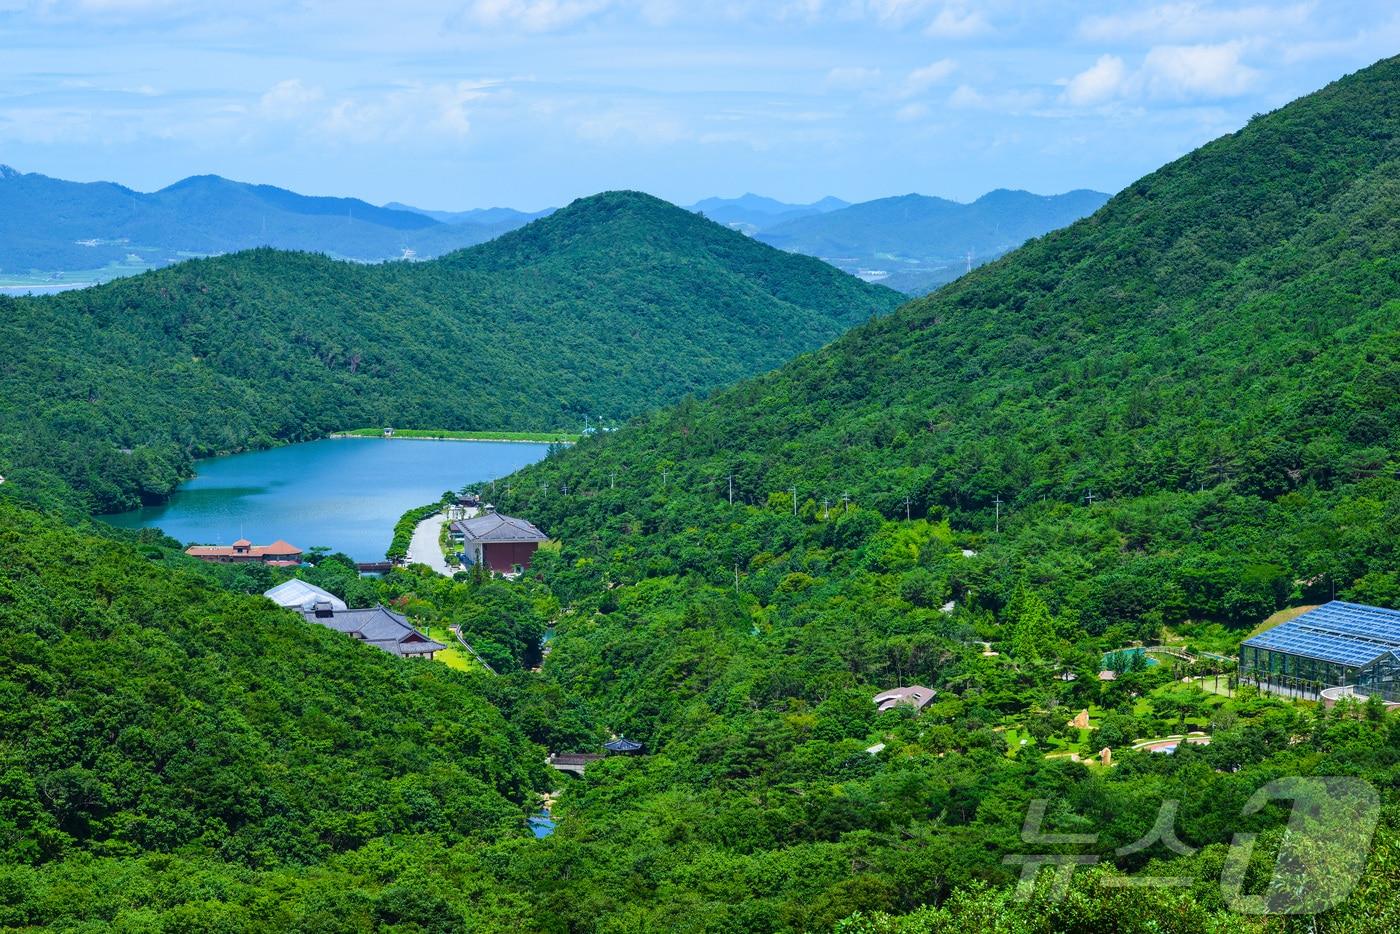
[186,538,302,566]
[450,512,548,574]
[300,601,445,659]
[604,737,644,754]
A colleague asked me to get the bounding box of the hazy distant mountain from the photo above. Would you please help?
[755,188,1111,294]
[0,167,516,277]
[1,164,1108,298]
[688,193,850,234]
[383,201,556,228]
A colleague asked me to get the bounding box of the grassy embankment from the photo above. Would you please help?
[335,428,578,443]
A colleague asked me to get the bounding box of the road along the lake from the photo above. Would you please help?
[407,512,455,576]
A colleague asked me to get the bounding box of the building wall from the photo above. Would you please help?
[1240,644,1357,688]
[482,541,540,573]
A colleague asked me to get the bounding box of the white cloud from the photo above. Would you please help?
[259,79,323,120]
[37,0,192,14]
[320,81,491,143]
[825,66,883,90]
[1143,41,1257,98]
[574,107,688,144]
[900,58,957,96]
[1060,42,1257,107]
[895,101,930,121]
[1078,2,1313,44]
[860,0,938,25]
[461,0,615,33]
[924,3,989,38]
[1062,54,1129,106]
[947,83,1041,112]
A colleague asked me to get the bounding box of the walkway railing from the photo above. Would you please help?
[1141,645,1197,661]
[448,625,498,675]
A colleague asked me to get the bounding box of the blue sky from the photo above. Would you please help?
[1,1,1396,210]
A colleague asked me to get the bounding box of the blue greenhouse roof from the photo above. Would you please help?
[1243,602,1400,668]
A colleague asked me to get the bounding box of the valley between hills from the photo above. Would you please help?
[3,51,1400,934]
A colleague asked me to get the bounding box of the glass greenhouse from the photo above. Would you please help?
[1239,601,1400,702]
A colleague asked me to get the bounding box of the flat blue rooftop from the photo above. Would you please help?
[1243,601,1400,667]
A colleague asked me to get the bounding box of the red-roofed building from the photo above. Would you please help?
[185,539,303,566]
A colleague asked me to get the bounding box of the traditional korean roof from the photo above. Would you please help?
[300,604,445,658]
[604,737,644,753]
[263,579,348,611]
[450,512,547,544]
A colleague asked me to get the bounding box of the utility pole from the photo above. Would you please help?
[1084,490,1096,507]
[993,494,1003,533]
[610,471,616,490]
[822,498,831,520]
[662,468,670,489]
[728,472,734,505]
[904,495,912,521]
[792,486,798,516]
[841,491,851,513]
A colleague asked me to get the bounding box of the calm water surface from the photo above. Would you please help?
[528,812,556,838]
[104,438,548,561]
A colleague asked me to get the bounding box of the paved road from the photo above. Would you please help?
[407,513,455,577]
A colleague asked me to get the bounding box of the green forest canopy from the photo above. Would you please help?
[0,190,900,514]
[5,54,1400,933]
[443,54,1400,926]
[501,54,1400,628]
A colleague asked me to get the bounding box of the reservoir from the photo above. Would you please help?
[104,438,549,561]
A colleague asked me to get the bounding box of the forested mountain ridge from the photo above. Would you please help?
[512,56,1400,525]
[407,55,1400,926]
[0,167,529,272]
[0,190,900,513]
[0,500,545,866]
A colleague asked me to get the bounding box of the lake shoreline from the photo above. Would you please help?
[101,437,550,562]
[330,431,575,445]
